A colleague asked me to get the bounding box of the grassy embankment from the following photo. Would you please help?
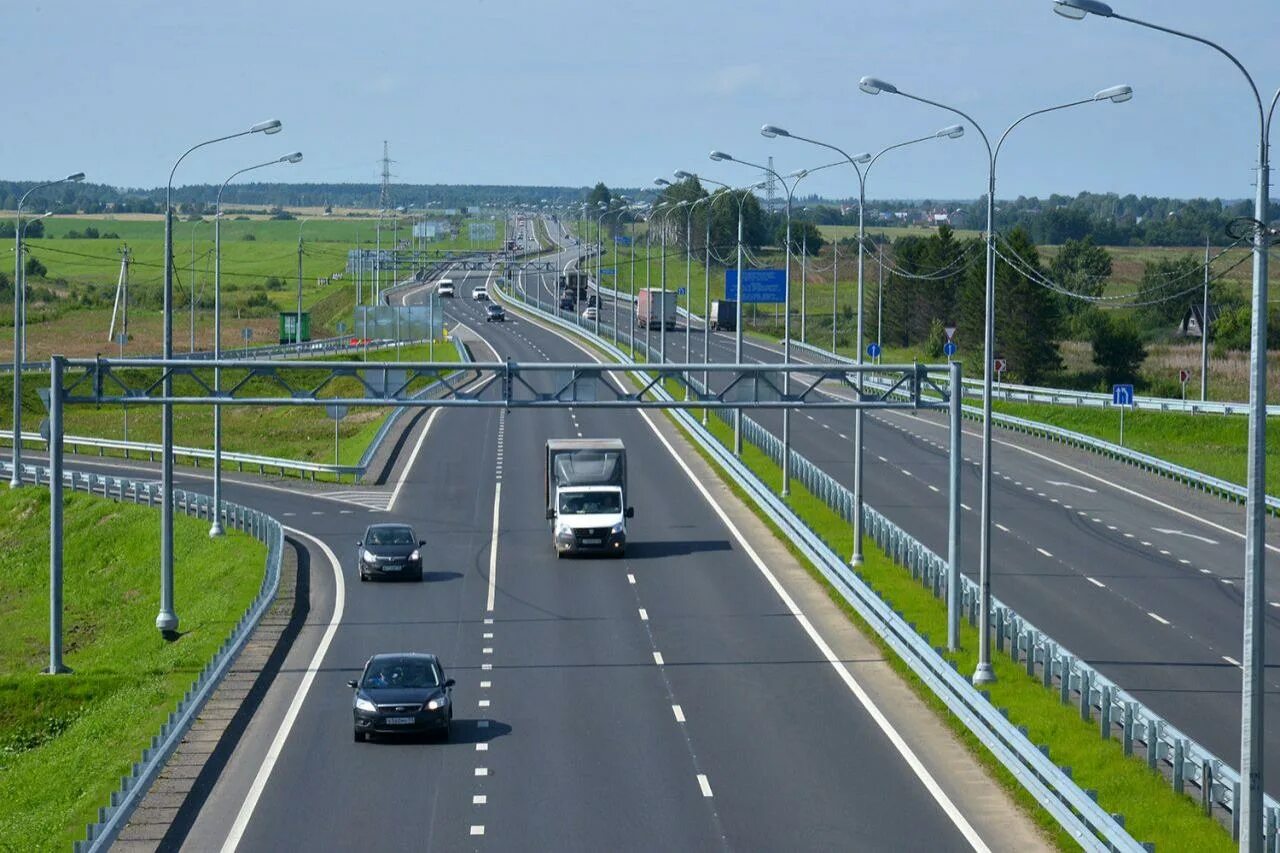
[0,488,266,850]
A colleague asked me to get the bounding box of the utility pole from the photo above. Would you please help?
[1200,237,1210,401]
[296,228,304,345]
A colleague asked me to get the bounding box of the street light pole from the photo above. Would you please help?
[858,74,1131,681]
[675,170,733,427]
[210,152,301,537]
[763,122,964,565]
[157,119,282,636]
[1053,4,1272,844]
[12,173,83,489]
[297,218,310,345]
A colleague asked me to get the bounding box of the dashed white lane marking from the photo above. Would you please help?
[480,680,491,688]
[1036,547,1053,558]
[960,503,972,511]
[627,573,636,584]
[878,455,888,463]
[473,795,487,805]
[1087,577,1106,588]
[928,484,940,493]
[1179,559,1191,566]
[697,774,713,797]
[672,704,686,722]
[995,523,1010,533]
[1123,533,1135,539]
[282,512,296,517]
[1222,579,1235,586]
[482,663,492,670]
[1148,612,1171,625]
[653,652,665,666]
[1271,602,1280,609]
[474,767,489,778]
[482,647,493,655]
[339,509,353,514]
[487,481,502,612]
[901,469,912,477]
[484,617,493,624]
[1200,568,1213,575]
[483,632,494,639]
[638,608,649,621]
[1224,656,1242,667]
[476,743,489,751]
[470,826,485,836]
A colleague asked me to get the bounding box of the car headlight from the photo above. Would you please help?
[427,695,450,711]
[361,549,377,563]
[556,522,573,537]
[354,696,377,713]
[610,522,624,534]
[409,549,420,562]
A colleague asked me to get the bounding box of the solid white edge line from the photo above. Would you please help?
[505,279,992,853]
[387,408,441,512]
[487,481,502,612]
[220,527,345,853]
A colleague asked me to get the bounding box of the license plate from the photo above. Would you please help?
[385,716,415,725]
[382,564,401,571]
[581,538,602,545]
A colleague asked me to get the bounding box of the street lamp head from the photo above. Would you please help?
[937,124,965,139]
[709,150,732,162]
[250,119,283,135]
[654,177,672,186]
[858,76,897,95]
[1052,0,1113,19]
[281,152,304,163]
[65,172,86,183]
[760,124,790,139]
[787,169,809,179]
[852,152,873,164]
[673,170,697,180]
[1094,84,1133,103]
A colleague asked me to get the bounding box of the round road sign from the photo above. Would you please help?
[867,342,881,358]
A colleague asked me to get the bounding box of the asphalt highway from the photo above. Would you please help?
[556,224,1280,792]
[91,227,1029,851]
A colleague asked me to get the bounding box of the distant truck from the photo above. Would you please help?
[558,270,591,300]
[636,288,677,331]
[709,300,737,332]
[545,439,632,558]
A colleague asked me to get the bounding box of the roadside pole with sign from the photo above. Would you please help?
[325,403,348,470]
[1112,383,1135,446]
[993,358,1006,383]
[1179,369,1190,400]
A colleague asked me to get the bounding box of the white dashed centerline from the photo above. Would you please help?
[696,774,713,797]
[672,705,686,722]
[652,652,664,666]
[1086,577,1106,588]
[1148,612,1171,626]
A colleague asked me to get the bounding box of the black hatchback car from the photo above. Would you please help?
[349,653,455,742]
[356,523,425,581]
[485,303,506,322]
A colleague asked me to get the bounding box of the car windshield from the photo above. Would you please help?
[362,659,439,690]
[366,527,415,546]
[559,491,621,514]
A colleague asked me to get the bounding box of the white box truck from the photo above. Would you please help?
[636,288,677,330]
[545,438,632,557]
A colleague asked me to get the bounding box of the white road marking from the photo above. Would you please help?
[1179,559,1191,565]
[1148,612,1171,625]
[627,573,636,584]
[476,743,488,751]
[387,408,444,512]
[1200,568,1213,575]
[482,663,492,670]
[1087,577,1106,588]
[960,503,972,512]
[1222,579,1235,585]
[877,455,888,463]
[470,826,485,836]
[638,608,649,621]
[487,482,502,612]
[474,767,488,777]
[1224,656,1242,667]
[901,469,912,477]
[652,652,664,665]
[480,680,491,688]
[220,529,345,853]
[928,485,940,493]
[697,774,713,797]
[483,632,493,639]
[672,704,686,722]
[1046,480,1097,493]
[1036,547,1053,558]
[1152,527,1220,545]
[995,523,1010,533]
[473,795,487,805]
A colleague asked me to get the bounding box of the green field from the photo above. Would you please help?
[0,488,266,850]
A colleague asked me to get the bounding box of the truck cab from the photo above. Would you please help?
[545,439,632,557]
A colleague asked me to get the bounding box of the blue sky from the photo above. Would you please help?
[5,0,1277,201]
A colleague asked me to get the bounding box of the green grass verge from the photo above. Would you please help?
[988,400,1280,497]
[513,296,1230,850]
[0,488,266,850]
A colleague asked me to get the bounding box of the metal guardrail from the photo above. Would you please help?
[789,339,1280,417]
[787,340,1280,518]
[0,336,473,483]
[0,460,284,853]
[492,279,1147,850]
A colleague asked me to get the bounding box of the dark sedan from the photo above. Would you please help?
[485,303,506,322]
[349,653,455,742]
[356,523,425,581]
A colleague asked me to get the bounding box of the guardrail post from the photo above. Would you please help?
[1060,654,1072,705]
[1043,641,1055,688]
[1100,686,1112,740]
[1201,760,1214,815]
[1233,782,1242,840]
[1147,722,1161,770]
[1173,740,1186,794]
[1079,670,1091,721]
[1026,631,1037,678]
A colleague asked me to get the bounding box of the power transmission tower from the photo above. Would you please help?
[764,156,778,210]
[378,140,395,213]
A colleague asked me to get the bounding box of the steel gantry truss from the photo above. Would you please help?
[40,355,965,675]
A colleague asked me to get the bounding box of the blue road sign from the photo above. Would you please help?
[614,235,632,246]
[676,287,687,295]
[725,268,786,303]
[867,342,881,358]
[1112,384,1135,406]
[943,341,957,357]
